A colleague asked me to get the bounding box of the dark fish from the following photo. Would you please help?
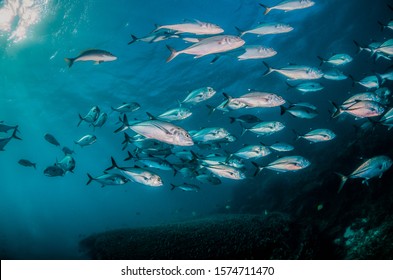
[0,122,19,133]
[62,146,74,155]
[0,128,22,151]
[229,114,262,124]
[44,165,65,177]
[44,133,60,147]
[18,159,36,169]
[64,49,117,68]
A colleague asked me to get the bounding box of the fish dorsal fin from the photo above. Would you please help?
[146,112,157,120]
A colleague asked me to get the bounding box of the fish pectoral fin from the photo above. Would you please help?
[194,54,206,59]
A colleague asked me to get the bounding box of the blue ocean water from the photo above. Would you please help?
[0,0,392,259]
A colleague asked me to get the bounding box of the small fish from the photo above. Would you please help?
[241,121,285,136]
[166,35,245,62]
[317,54,353,66]
[287,82,324,93]
[74,135,97,147]
[350,75,380,90]
[196,174,222,185]
[343,92,387,105]
[65,49,117,68]
[268,142,295,152]
[233,145,271,160]
[44,165,65,177]
[154,20,224,35]
[157,107,192,121]
[192,127,230,143]
[237,46,277,60]
[223,92,285,108]
[111,102,140,113]
[86,173,129,187]
[331,100,384,118]
[253,156,310,175]
[44,133,60,147]
[62,146,74,155]
[116,114,193,146]
[18,159,36,169]
[229,114,262,124]
[56,155,76,173]
[260,0,315,15]
[323,68,348,80]
[295,129,336,143]
[373,39,393,56]
[182,87,216,104]
[170,183,200,192]
[128,30,180,45]
[263,62,323,80]
[0,129,22,151]
[202,164,246,180]
[93,113,108,129]
[280,104,318,119]
[336,156,393,193]
[377,19,393,31]
[236,22,293,37]
[126,152,173,172]
[0,122,19,133]
[78,106,100,127]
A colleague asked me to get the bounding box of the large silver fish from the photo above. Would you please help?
[192,127,230,142]
[253,156,310,175]
[260,0,315,15]
[182,87,216,104]
[202,164,246,180]
[317,54,353,66]
[236,23,293,37]
[74,135,97,147]
[237,46,277,61]
[157,107,192,121]
[350,75,380,90]
[242,121,285,136]
[65,49,117,68]
[296,129,336,143]
[263,62,323,80]
[233,145,271,159]
[223,92,285,108]
[166,35,245,62]
[154,20,224,35]
[336,156,393,193]
[116,115,193,146]
[331,100,384,118]
[373,39,393,56]
[56,155,76,173]
[78,106,100,127]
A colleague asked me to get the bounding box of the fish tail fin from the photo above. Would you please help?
[229,117,236,124]
[86,173,94,185]
[335,172,348,193]
[235,26,245,37]
[33,163,37,170]
[280,106,287,116]
[330,101,343,118]
[152,24,162,33]
[64,58,74,68]
[121,132,131,150]
[259,3,271,15]
[127,34,138,45]
[222,92,232,107]
[348,75,356,87]
[292,129,301,141]
[240,123,248,136]
[317,56,325,66]
[170,183,177,191]
[77,114,84,127]
[105,157,119,172]
[377,21,385,31]
[262,61,274,77]
[206,104,216,115]
[252,162,263,176]
[173,167,178,177]
[124,151,133,161]
[166,45,179,62]
[114,114,129,133]
[353,40,365,55]
[12,128,22,140]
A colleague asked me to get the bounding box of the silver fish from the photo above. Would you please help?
[157,107,192,121]
[86,173,128,187]
[280,104,318,119]
[242,121,285,136]
[223,92,285,108]
[182,87,216,104]
[238,46,277,61]
[154,20,224,35]
[65,49,117,67]
[93,113,108,129]
[74,134,97,147]
[336,156,393,193]
[106,157,163,187]
[203,164,246,180]
[78,106,100,127]
[287,82,324,93]
[237,22,293,37]
[296,129,336,143]
[166,35,245,62]
[253,156,310,175]
[317,54,353,66]
[170,183,200,192]
[192,127,230,142]
[125,152,173,172]
[263,62,323,80]
[373,39,393,56]
[56,155,76,173]
[111,102,140,113]
[234,145,271,159]
[323,69,348,80]
[332,100,384,118]
[268,142,295,152]
[350,75,380,90]
[260,0,315,15]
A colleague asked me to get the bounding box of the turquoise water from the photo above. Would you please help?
[0,0,392,259]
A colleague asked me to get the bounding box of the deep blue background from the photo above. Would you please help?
[0,0,392,259]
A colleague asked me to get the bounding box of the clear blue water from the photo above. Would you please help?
[0,0,392,259]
